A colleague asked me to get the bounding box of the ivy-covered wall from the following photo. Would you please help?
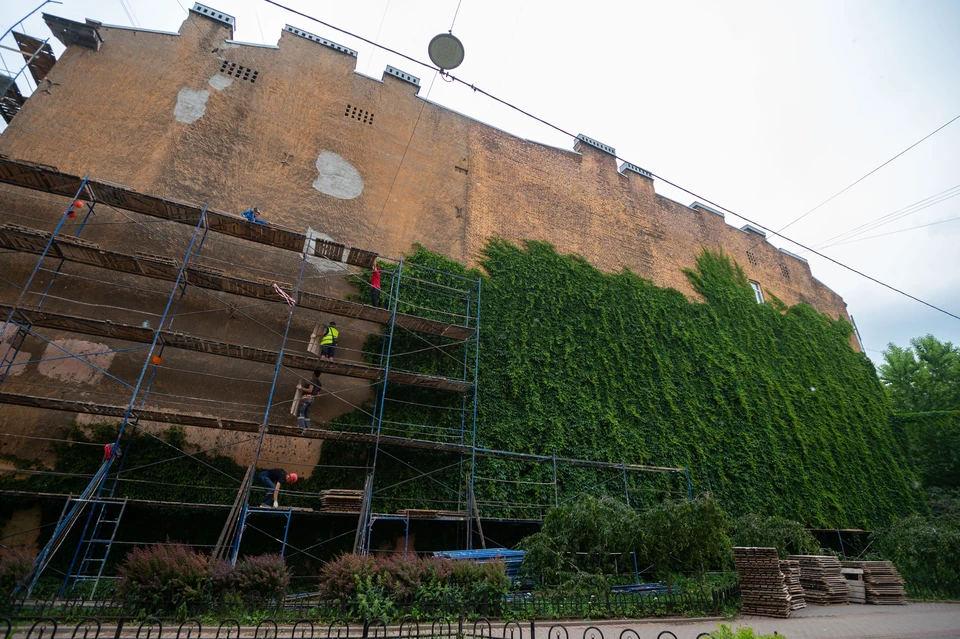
[1,240,926,550]
[345,240,924,528]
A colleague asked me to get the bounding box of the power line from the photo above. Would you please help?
[754,111,960,248]
[814,184,960,249]
[823,214,960,248]
[263,0,960,324]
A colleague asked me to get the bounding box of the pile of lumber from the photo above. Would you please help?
[396,508,467,519]
[841,567,866,604]
[843,561,906,604]
[320,489,363,513]
[788,555,850,605]
[780,559,806,610]
[733,547,792,618]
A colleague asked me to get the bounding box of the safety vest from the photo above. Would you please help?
[320,326,339,346]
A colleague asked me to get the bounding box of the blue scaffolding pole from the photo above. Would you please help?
[467,278,482,549]
[357,259,403,555]
[51,209,209,596]
[0,177,90,386]
[220,255,308,565]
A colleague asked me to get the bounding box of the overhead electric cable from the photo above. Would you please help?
[814,183,960,249]
[752,112,960,249]
[822,214,960,248]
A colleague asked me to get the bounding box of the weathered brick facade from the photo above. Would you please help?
[0,7,849,321]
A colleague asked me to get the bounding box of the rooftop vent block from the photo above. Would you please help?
[284,25,357,57]
[385,65,420,86]
[190,3,235,28]
[619,162,652,179]
[740,224,767,237]
[779,248,808,263]
[690,201,725,218]
[575,134,616,156]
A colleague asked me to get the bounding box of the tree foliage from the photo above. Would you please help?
[891,411,960,490]
[519,494,729,591]
[873,515,960,597]
[518,495,641,591]
[640,494,730,589]
[880,335,960,412]
[729,513,820,558]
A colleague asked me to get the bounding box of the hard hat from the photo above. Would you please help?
[288,473,298,483]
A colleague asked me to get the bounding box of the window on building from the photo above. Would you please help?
[749,281,764,304]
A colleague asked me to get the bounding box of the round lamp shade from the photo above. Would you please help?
[428,32,465,70]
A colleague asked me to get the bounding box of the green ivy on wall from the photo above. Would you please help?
[333,240,925,527]
[2,240,926,533]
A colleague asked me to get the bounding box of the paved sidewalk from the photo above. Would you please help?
[545,602,960,639]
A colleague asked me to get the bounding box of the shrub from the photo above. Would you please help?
[711,624,781,639]
[378,554,427,600]
[317,553,509,619]
[116,543,210,607]
[730,513,820,558]
[208,558,236,598]
[318,553,377,599]
[0,551,32,598]
[234,553,290,597]
[873,515,960,597]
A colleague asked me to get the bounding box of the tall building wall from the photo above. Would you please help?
[0,7,850,323]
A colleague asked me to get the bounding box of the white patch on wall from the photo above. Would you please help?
[208,75,233,91]
[174,87,210,124]
[0,324,29,377]
[304,227,348,273]
[221,40,240,49]
[38,339,115,385]
[312,152,363,200]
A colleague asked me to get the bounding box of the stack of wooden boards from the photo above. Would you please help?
[733,547,792,618]
[319,489,363,513]
[780,559,806,610]
[842,561,906,604]
[841,567,866,603]
[788,555,850,605]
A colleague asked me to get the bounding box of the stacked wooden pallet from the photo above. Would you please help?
[780,559,806,610]
[733,547,792,618]
[320,489,363,513]
[396,508,468,519]
[841,567,866,603]
[843,561,906,604]
[788,555,850,605]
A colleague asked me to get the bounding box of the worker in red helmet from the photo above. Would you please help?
[257,468,298,508]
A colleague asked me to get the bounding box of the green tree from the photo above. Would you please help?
[639,494,730,590]
[880,335,960,412]
[518,495,640,591]
[730,513,820,558]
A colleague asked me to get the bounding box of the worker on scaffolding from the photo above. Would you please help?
[319,321,339,360]
[296,368,322,429]
[257,468,298,508]
[242,207,268,225]
[370,264,382,307]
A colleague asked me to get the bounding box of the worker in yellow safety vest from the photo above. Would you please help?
[319,321,338,360]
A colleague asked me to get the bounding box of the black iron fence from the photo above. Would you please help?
[0,585,739,624]
[0,616,728,639]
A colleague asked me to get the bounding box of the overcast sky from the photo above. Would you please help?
[2,0,959,367]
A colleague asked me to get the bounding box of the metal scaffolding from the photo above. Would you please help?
[0,160,689,595]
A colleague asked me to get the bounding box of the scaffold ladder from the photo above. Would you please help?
[62,498,127,597]
[0,316,30,385]
[20,457,112,597]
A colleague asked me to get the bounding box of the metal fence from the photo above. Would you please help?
[0,616,726,639]
[1,585,739,623]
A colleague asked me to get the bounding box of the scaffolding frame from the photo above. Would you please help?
[0,162,689,593]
